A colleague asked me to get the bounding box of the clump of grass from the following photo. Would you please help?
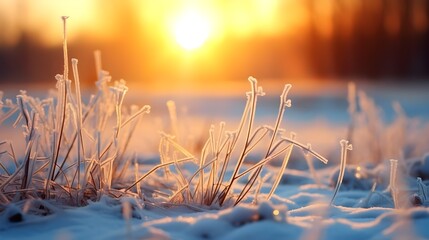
[128,77,334,208]
[0,17,151,206]
[344,82,429,208]
[346,82,426,165]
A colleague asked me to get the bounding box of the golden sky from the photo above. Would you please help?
[0,0,311,47]
[0,0,427,93]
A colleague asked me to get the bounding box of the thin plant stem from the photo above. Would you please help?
[125,157,193,192]
[220,77,260,206]
[266,134,295,200]
[237,84,291,203]
[50,16,70,183]
[71,58,83,189]
[330,140,352,205]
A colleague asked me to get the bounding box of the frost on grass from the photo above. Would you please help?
[144,77,334,208]
[0,17,151,207]
[1,64,344,211]
[0,64,151,205]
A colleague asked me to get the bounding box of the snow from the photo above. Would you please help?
[2,164,429,239]
[1,84,429,239]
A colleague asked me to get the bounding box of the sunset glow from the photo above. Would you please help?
[0,0,428,94]
[172,9,211,51]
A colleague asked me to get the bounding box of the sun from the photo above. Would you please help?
[172,10,211,51]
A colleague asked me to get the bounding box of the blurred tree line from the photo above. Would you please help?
[306,0,429,79]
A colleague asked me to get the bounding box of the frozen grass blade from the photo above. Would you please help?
[125,157,194,192]
[62,16,70,87]
[283,138,328,164]
[266,133,295,200]
[71,58,83,190]
[49,17,70,192]
[20,137,36,191]
[133,154,141,198]
[111,80,128,139]
[0,106,19,125]
[234,144,293,180]
[330,140,352,205]
[98,104,150,162]
[361,182,378,208]
[0,93,19,125]
[1,143,16,174]
[346,82,356,164]
[0,146,29,191]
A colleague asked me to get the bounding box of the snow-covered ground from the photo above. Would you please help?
[1,82,429,239]
[3,164,429,240]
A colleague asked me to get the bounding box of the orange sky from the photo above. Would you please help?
[0,1,311,47]
[0,0,427,94]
